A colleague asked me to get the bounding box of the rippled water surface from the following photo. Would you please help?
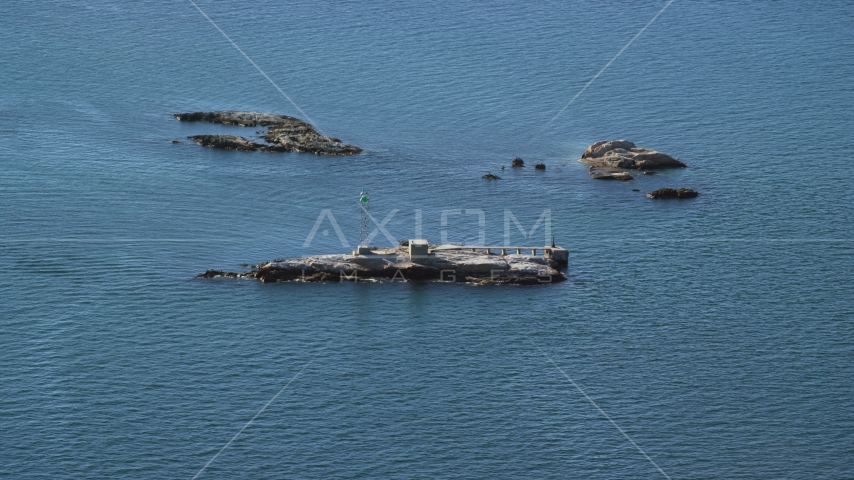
[2,1,853,478]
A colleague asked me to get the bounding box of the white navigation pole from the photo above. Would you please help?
[358,189,370,249]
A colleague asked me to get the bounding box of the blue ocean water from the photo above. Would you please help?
[2,1,853,477]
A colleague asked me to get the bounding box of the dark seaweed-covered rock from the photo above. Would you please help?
[581,140,685,169]
[175,111,362,155]
[380,262,441,280]
[303,272,337,282]
[482,173,501,180]
[647,188,699,199]
[188,135,260,151]
[176,111,293,127]
[534,163,546,170]
[511,157,524,167]
[196,269,240,278]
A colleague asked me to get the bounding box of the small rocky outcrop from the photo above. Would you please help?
[534,163,546,170]
[581,140,685,169]
[175,110,362,155]
[511,157,524,168]
[647,188,698,199]
[591,172,634,181]
[482,173,501,180]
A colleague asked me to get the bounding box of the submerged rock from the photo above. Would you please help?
[534,163,546,170]
[581,140,685,169]
[175,110,362,155]
[482,173,501,180]
[591,172,634,181]
[647,187,699,199]
[197,245,566,285]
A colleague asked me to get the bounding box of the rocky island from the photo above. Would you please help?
[581,140,685,170]
[198,242,568,285]
[175,110,362,155]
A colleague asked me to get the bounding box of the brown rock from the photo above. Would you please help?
[581,140,685,169]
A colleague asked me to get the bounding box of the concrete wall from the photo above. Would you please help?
[409,240,429,260]
[546,247,568,266]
